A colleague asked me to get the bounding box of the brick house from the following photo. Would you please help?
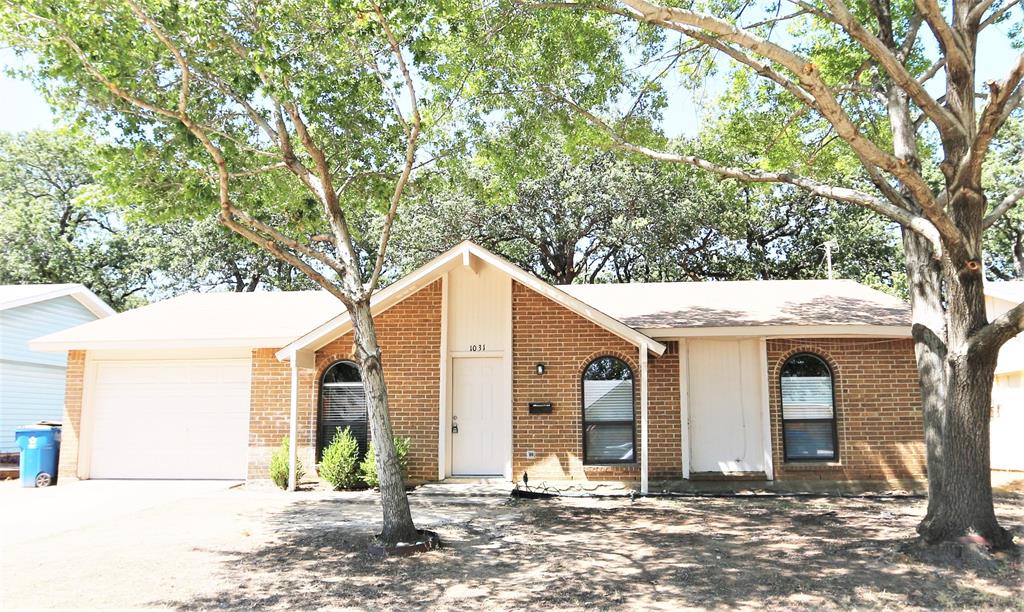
[32,241,926,491]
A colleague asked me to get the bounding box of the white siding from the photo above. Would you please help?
[986,296,1024,376]
[446,264,509,353]
[992,372,1023,471]
[0,296,102,452]
[442,262,513,479]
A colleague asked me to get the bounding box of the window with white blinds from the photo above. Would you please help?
[780,353,837,461]
[780,377,834,419]
[582,357,635,464]
[318,361,368,462]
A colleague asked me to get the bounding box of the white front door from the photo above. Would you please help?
[688,339,766,474]
[451,356,505,476]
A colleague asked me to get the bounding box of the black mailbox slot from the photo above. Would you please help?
[528,402,553,414]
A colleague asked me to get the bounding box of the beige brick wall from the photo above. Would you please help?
[767,338,926,481]
[247,349,317,478]
[313,280,442,482]
[511,281,681,482]
[58,350,85,479]
[59,290,924,487]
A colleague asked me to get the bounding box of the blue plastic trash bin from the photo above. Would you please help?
[15,424,61,487]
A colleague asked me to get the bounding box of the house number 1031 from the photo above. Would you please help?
[469,344,486,352]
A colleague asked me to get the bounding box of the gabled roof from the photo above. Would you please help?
[0,284,115,319]
[30,290,343,352]
[276,241,668,360]
[29,241,917,355]
[559,279,911,332]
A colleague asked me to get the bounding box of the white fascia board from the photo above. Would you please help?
[28,336,296,353]
[985,284,1024,304]
[275,245,467,361]
[277,241,667,361]
[641,324,912,339]
[69,290,117,318]
[0,284,116,318]
[466,244,666,356]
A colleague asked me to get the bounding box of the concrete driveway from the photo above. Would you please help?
[0,478,239,545]
[0,479,510,609]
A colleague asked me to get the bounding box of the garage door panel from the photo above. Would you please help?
[96,362,250,384]
[89,359,251,479]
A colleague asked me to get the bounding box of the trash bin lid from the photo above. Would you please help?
[36,420,62,427]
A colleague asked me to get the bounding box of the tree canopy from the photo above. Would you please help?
[393,134,904,289]
[0,130,318,309]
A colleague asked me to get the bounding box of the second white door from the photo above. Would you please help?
[451,356,506,476]
[688,339,767,474]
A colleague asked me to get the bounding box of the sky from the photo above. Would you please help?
[0,17,1019,137]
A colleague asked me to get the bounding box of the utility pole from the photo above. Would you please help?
[823,240,838,280]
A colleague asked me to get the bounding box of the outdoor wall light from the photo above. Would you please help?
[535,363,546,375]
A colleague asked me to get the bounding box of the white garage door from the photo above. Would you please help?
[89,359,251,479]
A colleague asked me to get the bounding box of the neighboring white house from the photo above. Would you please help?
[0,284,114,455]
[986,281,1024,472]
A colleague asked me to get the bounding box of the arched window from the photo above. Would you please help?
[582,356,635,464]
[318,361,368,462]
[780,353,837,461]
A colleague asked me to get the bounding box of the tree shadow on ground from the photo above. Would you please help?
[152,494,1022,610]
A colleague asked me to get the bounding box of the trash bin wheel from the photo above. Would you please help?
[35,472,52,487]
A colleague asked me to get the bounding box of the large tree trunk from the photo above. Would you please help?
[917,257,1013,548]
[349,298,420,546]
[901,229,948,533]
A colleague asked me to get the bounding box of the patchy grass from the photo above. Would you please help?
[162,492,1022,610]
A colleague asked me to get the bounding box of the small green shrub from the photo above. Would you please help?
[269,435,305,490]
[319,426,361,490]
[359,436,410,488]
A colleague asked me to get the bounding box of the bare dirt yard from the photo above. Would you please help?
[2,477,1021,610]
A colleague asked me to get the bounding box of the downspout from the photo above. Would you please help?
[288,350,298,492]
[640,342,649,495]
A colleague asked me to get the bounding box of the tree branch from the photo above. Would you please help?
[899,11,925,61]
[966,54,1024,183]
[820,0,966,139]
[218,211,351,306]
[969,300,1024,356]
[366,1,422,296]
[917,58,946,85]
[913,0,970,72]
[981,0,1022,28]
[123,0,189,116]
[983,185,1024,229]
[550,88,944,252]
[547,0,966,253]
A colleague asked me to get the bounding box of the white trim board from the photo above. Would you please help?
[32,337,297,353]
[758,337,774,481]
[437,273,449,481]
[678,339,690,480]
[643,324,911,339]
[277,241,666,361]
[1,284,115,319]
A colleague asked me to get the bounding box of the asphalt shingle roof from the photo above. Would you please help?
[558,279,911,329]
